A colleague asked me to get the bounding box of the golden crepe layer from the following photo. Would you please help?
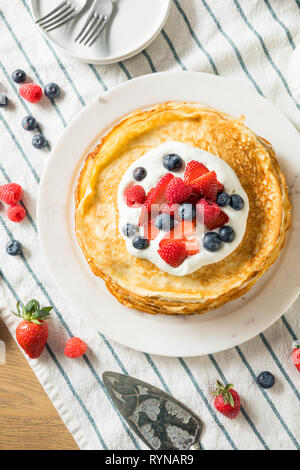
[75,102,291,315]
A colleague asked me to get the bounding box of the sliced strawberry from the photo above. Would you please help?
[160,220,199,255]
[124,185,146,207]
[186,194,201,206]
[184,160,209,184]
[196,198,220,225]
[145,173,174,210]
[191,171,220,201]
[206,211,229,230]
[158,240,187,268]
[165,178,192,205]
[138,205,149,226]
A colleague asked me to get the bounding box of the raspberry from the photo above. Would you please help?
[64,337,87,358]
[184,160,209,184]
[0,183,23,205]
[206,211,229,230]
[124,185,146,207]
[196,198,221,225]
[191,171,220,201]
[165,178,192,204]
[7,204,26,222]
[158,240,187,268]
[19,83,43,103]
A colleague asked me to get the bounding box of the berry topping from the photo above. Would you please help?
[184,160,209,184]
[143,218,160,241]
[133,166,147,181]
[292,341,300,372]
[158,240,187,267]
[144,173,174,213]
[160,220,199,255]
[205,211,229,230]
[155,213,174,231]
[122,223,138,237]
[124,185,146,207]
[7,204,26,223]
[230,194,244,210]
[12,69,26,84]
[0,183,23,205]
[6,239,23,256]
[217,192,231,207]
[20,83,43,103]
[212,381,241,419]
[22,115,37,131]
[12,299,52,359]
[191,171,221,201]
[32,134,47,149]
[132,236,149,250]
[256,371,275,389]
[0,93,9,107]
[64,337,87,358]
[196,198,220,226]
[219,225,235,243]
[165,177,192,204]
[203,232,222,252]
[163,153,184,172]
[178,203,196,221]
[44,83,61,100]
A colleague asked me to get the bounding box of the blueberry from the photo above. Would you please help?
[230,194,244,210]
[122,223,138,237]
[219,225,235,243]
[22,115,37,131]
[163,153,184,172]
[133,167,147,181]
[6,239,23,256]
[132,236,149,250]
[12,69,26,84]
[32,134,47,149]
[203,232,222,252]
[155,213,174,231]
[178,203,196,221]
[0,93,9,107]
[44,83,61,100]
[217,192,231,207]
[256,371,275,389]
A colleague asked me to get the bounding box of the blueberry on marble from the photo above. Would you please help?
[178,203,196,221]
[132,236,149,250]
[155,213,174,231]
[203,232,222,252]
[6,239,23,256]
[217,192,231,207]
[163,153,184,172]
[230,194,244,210]
[219,225,235,243]
[0,93,9,107]
[44,83,61,100]
[12,69,26,84]
[133,167,147,181]
[32,134,47,149]
[122,223,138,237]
[256,371,275,389]
[22,116,37,131]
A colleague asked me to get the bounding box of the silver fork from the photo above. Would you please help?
[36,0,88,32]
[75,0,113,47]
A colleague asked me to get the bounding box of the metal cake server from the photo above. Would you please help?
[103,371,203,450]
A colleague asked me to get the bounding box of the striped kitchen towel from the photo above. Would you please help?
[0,0,299,450]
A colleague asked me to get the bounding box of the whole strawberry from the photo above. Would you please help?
[12,299,52,359]
[292,340,300,372]
[212,380,241,419]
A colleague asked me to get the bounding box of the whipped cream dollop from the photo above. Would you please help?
[118,142,249,276]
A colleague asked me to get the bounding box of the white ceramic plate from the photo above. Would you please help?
[38,72,300,357]
[31,0,171,64]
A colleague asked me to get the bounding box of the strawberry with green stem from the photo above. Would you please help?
[12,299,53,359]
[212,380,241,419]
